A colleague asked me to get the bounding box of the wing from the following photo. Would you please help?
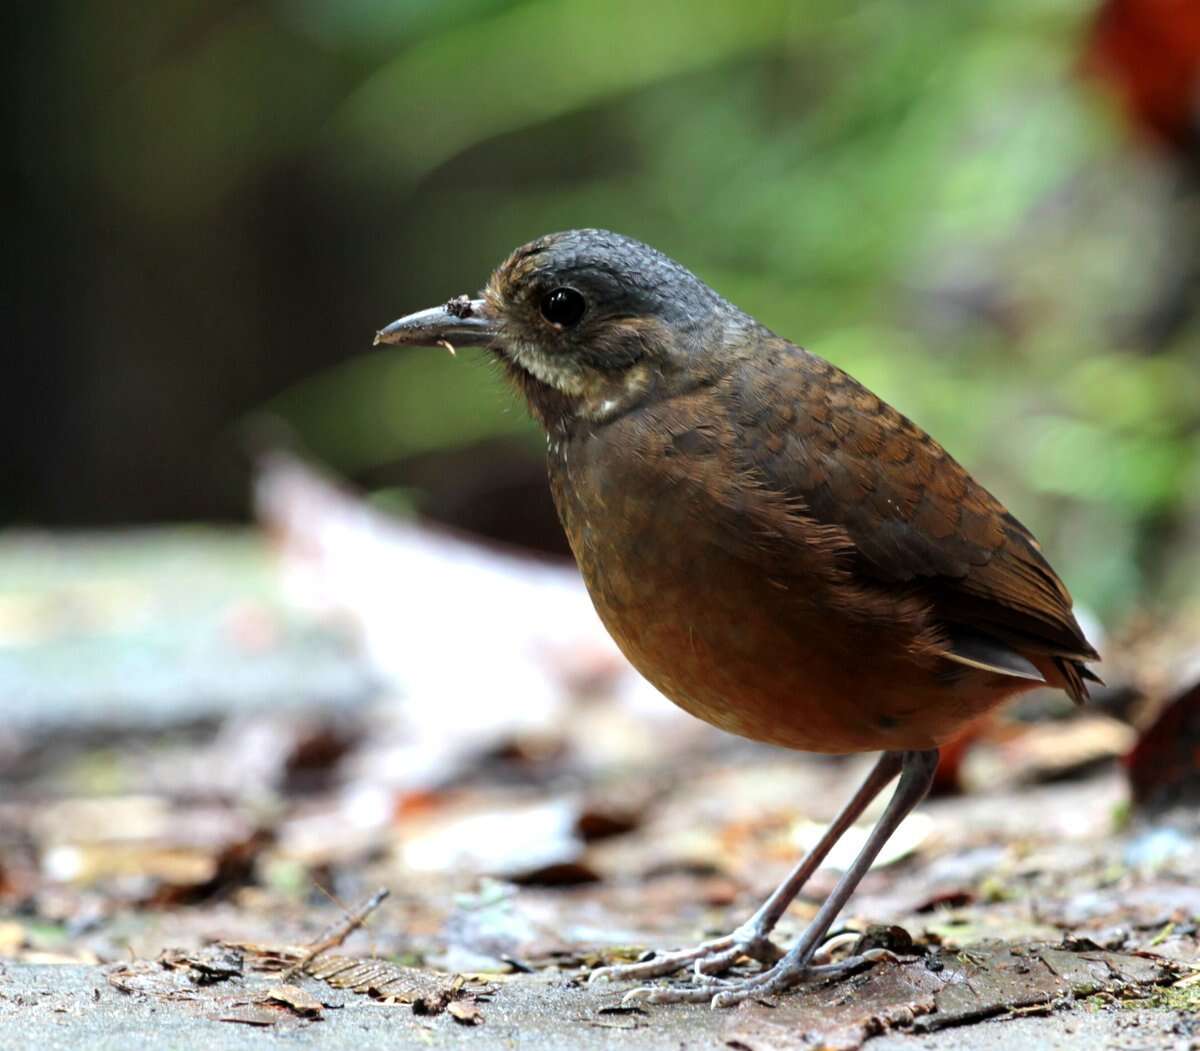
[720,340,1099,690]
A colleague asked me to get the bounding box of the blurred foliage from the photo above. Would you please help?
[15,0,1200,624]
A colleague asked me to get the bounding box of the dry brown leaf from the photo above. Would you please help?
[215,1006,281,1027]
[219,939,307,969]
[106,959,196,996]
[447,1001,484,1026]
[264,983,323,1018]
[158,945,244,984]
[279,887,389,979]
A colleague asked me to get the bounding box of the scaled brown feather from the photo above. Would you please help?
[720,340,1099,699]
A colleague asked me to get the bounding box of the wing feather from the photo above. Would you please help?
[720,343,1100,685]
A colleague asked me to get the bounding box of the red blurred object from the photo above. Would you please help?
[1083,0,1200,155]
[1126,678,1200,812]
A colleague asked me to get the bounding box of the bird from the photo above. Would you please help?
[374,229,1101,1008]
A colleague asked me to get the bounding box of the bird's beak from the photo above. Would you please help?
[373,297,500,350]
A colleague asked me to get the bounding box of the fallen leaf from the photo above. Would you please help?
[159,945,243,984]
[106,960,195,996]
[791,812,934,872]
[960,715,1137,792]
[215,1006,281,1027]
[447,1001,484,1026]
[412,988,455,1015]
[298,954,495,1017]
[265,983,323,1018]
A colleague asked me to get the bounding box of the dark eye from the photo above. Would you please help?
[539,287,586,328]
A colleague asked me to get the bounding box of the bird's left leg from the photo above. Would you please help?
[622,748,939,1006]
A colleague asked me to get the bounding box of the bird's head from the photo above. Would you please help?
[375,229,747,433]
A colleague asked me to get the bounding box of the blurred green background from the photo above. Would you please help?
[9,0,1200,626]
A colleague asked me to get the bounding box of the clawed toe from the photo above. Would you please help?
[710,978,779,1009]
[598,942,899,1009]
[620,963,795,1009]
[588,940,728,985]
[692,945,742,976]
[589,931,782,986]
[707,946,900,1006]
[621,980,725,1005]
[693,935,782,976]
[707,958,811,1007]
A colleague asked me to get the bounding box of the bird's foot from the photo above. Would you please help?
[588,926,784,986]
[616,947,899,1007]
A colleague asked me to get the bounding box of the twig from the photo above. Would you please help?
[281,888,391,980]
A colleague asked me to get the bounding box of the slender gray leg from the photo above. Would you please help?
[624,748,939,1006]
[589,751,906,985]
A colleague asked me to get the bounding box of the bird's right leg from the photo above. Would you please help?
[588,750,905,984]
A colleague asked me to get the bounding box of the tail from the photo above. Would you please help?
[1054,657,1104,705]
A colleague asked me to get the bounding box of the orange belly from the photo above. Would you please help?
[549,428,1030,754]
[588,538,1024,753]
